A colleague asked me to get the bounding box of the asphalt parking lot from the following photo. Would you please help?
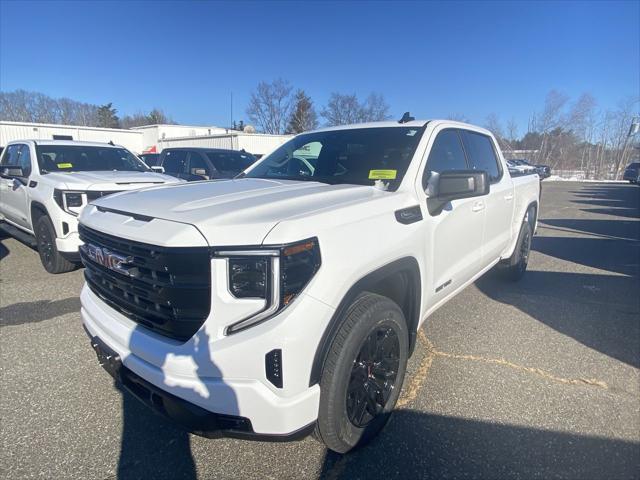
[1,181,639,480]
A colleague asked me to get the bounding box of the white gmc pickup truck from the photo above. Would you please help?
[79,119,540,453]
[0,140,180,273]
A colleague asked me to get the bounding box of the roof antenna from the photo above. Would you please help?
[398,112,414,124]
[108,140,115,146]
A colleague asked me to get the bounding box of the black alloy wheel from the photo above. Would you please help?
[347,326,400,427]
[37,220,55,267]
[314,292,409,453]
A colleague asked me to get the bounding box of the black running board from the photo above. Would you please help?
[0,221,37,248]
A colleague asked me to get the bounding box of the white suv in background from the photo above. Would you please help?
[0,140,181,273]
[79,119,540,452]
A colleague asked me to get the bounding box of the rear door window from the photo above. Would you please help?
[460,130,502,182]
[422,129,468,189]
[206,151,256,177]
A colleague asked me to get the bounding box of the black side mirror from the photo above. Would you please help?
[0,166,25,178]
[426,169,489,215]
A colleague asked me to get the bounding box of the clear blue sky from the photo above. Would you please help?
[1,0,638,136]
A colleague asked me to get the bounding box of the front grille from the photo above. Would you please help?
[79,224,211,341]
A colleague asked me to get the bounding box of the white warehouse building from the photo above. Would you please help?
[0,121,291,157]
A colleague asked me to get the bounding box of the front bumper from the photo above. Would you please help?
[86,330,314,441]
[81,284,332,436]
[52,209,82,253]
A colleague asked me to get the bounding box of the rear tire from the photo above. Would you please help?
[36,215,75,274]
[500,211,533,282]
[314,292,409,453]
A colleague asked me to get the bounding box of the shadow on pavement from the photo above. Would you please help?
[476,269,639,368]
[115,326,238,479]
[319,410,640,479]
[539,218,639,243]
[116,384,197,480]
[532,234,639,276]
[0,297,81,326]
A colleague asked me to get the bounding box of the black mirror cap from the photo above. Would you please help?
[427,169,489,216]
[0,166,25,178]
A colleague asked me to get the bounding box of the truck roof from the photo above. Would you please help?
[6,139,125,148]
[310,119,493,136]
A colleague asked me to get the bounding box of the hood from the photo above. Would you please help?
[44,170,180,190]
[91,178,382,245]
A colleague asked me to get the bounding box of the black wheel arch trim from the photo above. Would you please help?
[308,256,422,387]
[30,201,50,225]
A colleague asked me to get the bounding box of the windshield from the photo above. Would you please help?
[244,127,424,190]
[36,145,149,173]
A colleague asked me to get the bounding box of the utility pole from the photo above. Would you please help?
[230,92,233,129]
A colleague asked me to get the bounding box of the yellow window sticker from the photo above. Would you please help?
[57,163,73,169]
[368,169,397,180]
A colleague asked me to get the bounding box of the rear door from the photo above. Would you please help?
[460,130,514,263]
[420,128,486,308]
[0,144,32,229]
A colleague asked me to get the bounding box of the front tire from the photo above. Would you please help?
[315,292,409,453]
[36,215,75,274]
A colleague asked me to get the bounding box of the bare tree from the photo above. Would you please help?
[321,92,390,126]
[446,113,469,122]
[484,113,504,138]
[121,108,175,128]
[506,117,518,142]
[246,79,294,134]
[361,93,391,122]
[0,89,176,129]
[321,93,362,126]
[287,90,318,133]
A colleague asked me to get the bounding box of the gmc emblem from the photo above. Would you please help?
[81,243,134,276]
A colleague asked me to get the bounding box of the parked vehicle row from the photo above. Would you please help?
[623,162,640,184]
[156,147,256,181]
[507,159,551,179]
[0,140,182,273]
[77,119,540,453]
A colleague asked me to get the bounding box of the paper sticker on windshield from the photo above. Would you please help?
[407,130,418,136]
[57,163,73,169]
[368,169,397,180]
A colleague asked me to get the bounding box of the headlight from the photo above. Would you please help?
[228,257,269,298]
[215,238,321,334]
[53,189,86,216]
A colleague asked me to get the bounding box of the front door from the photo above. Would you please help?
[0,144,32,230]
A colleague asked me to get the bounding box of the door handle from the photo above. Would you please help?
[504,194,514,201]
[472,201,485,212]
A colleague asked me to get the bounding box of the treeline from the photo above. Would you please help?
[2,86,637,179]
[246,78,391,135]
[0,90,174,129]
[477,91,639,180]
